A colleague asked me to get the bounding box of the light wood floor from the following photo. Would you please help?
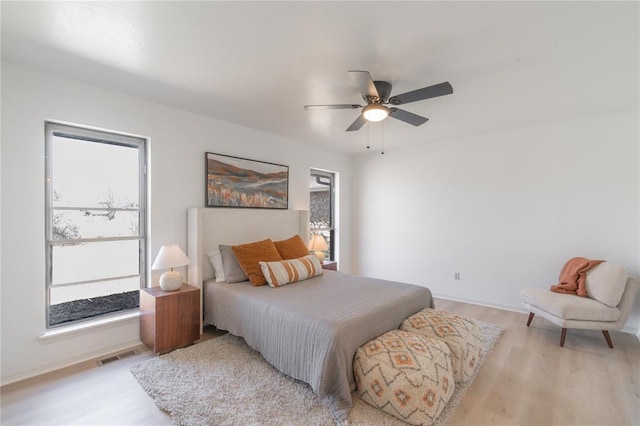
[2,299,639,425]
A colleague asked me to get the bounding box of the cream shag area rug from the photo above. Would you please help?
[131,321,503,426]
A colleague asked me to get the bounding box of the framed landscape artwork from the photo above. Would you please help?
[205,152,289,209]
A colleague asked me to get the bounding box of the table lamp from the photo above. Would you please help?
[151,244,190,291]
[308,234,328,263]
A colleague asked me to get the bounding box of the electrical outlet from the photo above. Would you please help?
[454,272,460,281]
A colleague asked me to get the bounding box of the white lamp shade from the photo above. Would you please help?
[151,244,190,270]
[308,234,328,251]
[309,234,328,263]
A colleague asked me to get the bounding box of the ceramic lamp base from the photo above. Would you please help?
[159,270,183,291]
[313,251,326,264]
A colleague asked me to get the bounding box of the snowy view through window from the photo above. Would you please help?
[47,125,145,326]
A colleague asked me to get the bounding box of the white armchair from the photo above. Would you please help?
[521,262,639,348]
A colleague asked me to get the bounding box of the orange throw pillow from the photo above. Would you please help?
[232,239,283,286]
[273,235,309,260]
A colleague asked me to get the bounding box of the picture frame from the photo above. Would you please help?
[205,152,289,209]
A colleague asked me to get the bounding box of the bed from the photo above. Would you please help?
[187,208,434,421]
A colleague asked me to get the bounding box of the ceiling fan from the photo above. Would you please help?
[304,70,453,132]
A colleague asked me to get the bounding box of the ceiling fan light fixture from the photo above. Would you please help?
[362,104,390,122]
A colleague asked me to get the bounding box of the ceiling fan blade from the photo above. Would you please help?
[304,104,361,110]
[346,114,367,132]
[389,108,429,126]
[389,82,453,105]
[348,70,380,100]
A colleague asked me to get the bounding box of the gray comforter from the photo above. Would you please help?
[203,270,434,422]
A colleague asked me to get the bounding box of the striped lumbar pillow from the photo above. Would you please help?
[259,254,323,288]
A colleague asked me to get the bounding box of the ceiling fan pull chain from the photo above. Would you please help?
[381,122,385,155]
[366,122,370,149]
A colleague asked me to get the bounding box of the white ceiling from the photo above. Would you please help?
[2,1,638,153]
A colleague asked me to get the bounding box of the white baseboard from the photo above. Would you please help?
[433,293,640,338]
[432,292,528,314]
[1,339,143,387]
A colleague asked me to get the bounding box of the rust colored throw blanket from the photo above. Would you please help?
[550,257,604,297]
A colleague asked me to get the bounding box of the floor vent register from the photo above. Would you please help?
[97,349,139,366]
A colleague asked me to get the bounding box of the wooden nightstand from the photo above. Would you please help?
[321,260,338,271]
[140,284,200,354]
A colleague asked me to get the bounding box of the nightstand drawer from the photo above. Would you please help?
[321,261,337,271]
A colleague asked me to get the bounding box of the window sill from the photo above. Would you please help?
[39,310,140,344]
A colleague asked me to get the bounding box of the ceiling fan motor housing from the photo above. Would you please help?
[370,81,392,103]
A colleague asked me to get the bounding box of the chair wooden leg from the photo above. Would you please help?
[526,312,535,326]
[602,330,614,349]
[560,328,567,347]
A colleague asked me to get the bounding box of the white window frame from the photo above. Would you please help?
[44,121,148,328]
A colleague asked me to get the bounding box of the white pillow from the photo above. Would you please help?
[585,262,628,307]
[206,250,226,283]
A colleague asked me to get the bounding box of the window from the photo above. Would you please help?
[309,169,336,261]
[45,122,147,327]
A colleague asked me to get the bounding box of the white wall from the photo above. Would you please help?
[352,110,640,332]
[2,59,637,384]
[0,62,353,384]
